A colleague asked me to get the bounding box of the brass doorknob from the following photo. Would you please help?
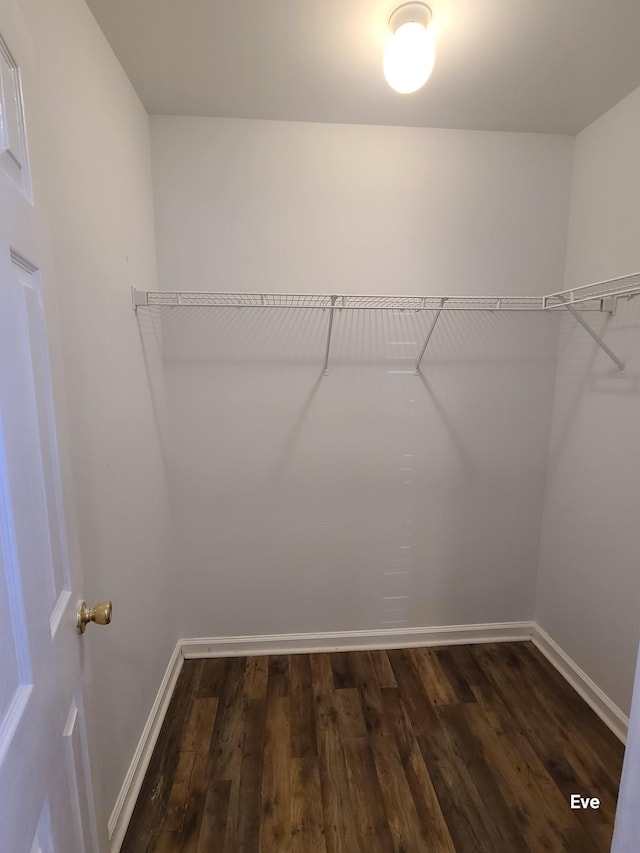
[76,600,112,634]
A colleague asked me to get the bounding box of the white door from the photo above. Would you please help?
[0,2,100,851]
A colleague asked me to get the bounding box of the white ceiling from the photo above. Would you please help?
[85,0,640,134]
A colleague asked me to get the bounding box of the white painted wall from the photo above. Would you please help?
[536,85,640,716]
[150,117,573,640]
[20,0,175,840]
[151,117,573,297]
[162,308,560,638]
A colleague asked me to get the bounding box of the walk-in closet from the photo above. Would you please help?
[1,1,640,851]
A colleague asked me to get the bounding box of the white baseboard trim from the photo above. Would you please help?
[532,624,629,744]
[108,641,184,853]
[180,621,535,659]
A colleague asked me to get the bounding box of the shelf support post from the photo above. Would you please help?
[558,295,625,373]
[415,298,446,374]
[323,295,337,375]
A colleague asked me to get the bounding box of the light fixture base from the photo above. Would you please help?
[389,2,432,34]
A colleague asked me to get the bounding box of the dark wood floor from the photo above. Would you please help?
[121,642,624,852]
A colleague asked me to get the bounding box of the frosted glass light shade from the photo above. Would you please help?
[383,21,435,94]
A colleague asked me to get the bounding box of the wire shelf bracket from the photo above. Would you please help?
[415,298,446,373]
[323,295,337,375]
[557,295,625,373]
[544,272,640,374]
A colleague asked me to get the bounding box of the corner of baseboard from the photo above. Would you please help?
[531,623,629,743]
[107,640,184,853]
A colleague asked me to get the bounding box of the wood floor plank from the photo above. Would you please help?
[311,654,359,853]
[309,653,335,724]
[197,658,229,698]
[316,723,360,853]
[237,697,268,851]
[370,735,431,851]
[289,654,317,758]
[197,779,231,852]
[207,656,247,853]
[180,752,210,852]
[591,821,616,851]
[410,648,459,705]
[435,704,529,852]
[291,755,327,853]
[403,739,456,853]
[330,652,356,689]
[209,656,247,782]
[349,651,392,737]
[267,655,290,698]
[122,644,623,853]
[386,648,437,735]
[464,700,573,841]
[418,726,503,853]
[381,686,417,764]
[370,650,397,688]
[181,697,218,754]
[434,649,476,703]
[562,823,610,853]
[381,688,455,852]
[222,779,241,853]
[260,694,292,852]
[243,655,269,700]
[334,687,367,740]
[470,681,521,736]
[341,737,394,852]
[162,750,196,832]
[151,832,181,853]
[448,644,488,688]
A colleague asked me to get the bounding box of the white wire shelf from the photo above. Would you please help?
[133,275,640,312]
[134,291,547,311]
[543,272,640,309]
[132,273,640,375]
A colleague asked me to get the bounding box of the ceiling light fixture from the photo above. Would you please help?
[383,2,435,94]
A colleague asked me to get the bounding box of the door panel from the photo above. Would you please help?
[0,1,97,850]
[0,542,20,720]
[13,252,71,630]
[64,694,99,851]
[0,432,32,764]
[0,28,29,196]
